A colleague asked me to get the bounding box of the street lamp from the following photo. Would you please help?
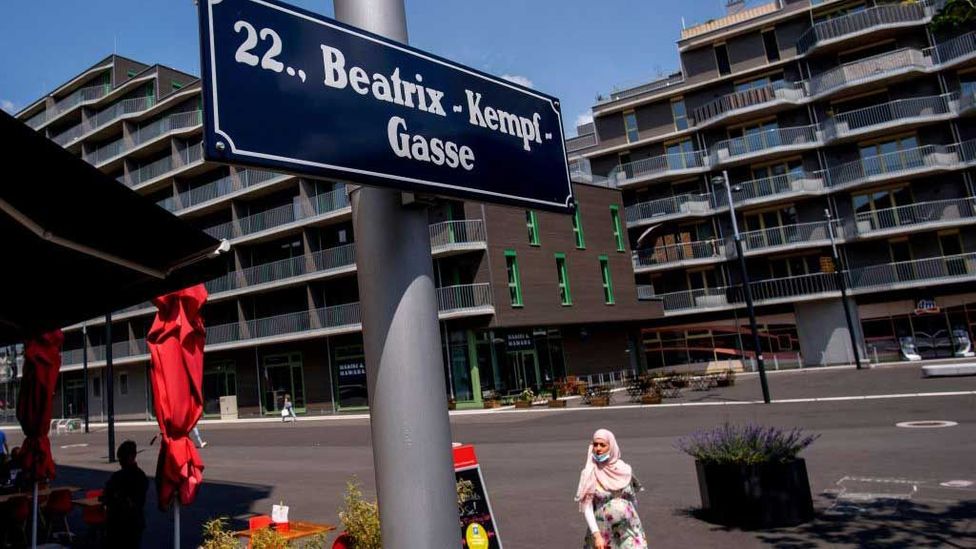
[825,209,864,370]
[712,170,771,404]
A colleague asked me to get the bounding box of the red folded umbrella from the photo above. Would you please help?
[16,329,64,484]
[147,284,207,509]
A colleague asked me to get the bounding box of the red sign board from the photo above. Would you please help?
[454,444,503,548]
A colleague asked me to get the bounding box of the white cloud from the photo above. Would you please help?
[0,99,15,114]
[500,74,534,89]
[575,113,593,129]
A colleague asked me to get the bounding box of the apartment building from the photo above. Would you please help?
[569,0,976,369]
[14,55,652,420]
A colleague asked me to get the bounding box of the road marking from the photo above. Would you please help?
[940,480,973,488]
[59,443,89,449]
[895,420,958,428]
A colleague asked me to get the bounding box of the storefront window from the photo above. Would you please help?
[334,344,367,409]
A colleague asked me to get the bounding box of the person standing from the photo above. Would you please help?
[102,440,149,548]
[0,428,8,457]
[575,428,648,549]
[281,394,297,423]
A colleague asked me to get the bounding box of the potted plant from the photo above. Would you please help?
[515,388,534,409]
[588,389,611,407]
[336,480,382,549]
[678,424,818,529]
[548,394,567,408]
[640,387,662,405]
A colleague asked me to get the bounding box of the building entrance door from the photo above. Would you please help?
[508,350,541,390]
[203,362,237,416]
[913,313,952,359]
[62,374,86,418]
[262,353,305,414]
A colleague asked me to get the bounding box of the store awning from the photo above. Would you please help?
[0,110,229,345]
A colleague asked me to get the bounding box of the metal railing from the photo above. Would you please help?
[159,169,288,212]
[849,252,976,291]
[826,143,962,190]
[797,1,937,54]
[126,143,203,187]
[566,133,597,153]
[92,96,154,132]
[721,172,826,205]
[853,198,976,234]
[633,239,725,269]
[52,122,87,146]
[597,73,685,105]
[625,192,714,225]
[207,302,363,345]
[131,110,201,148]
[929,31,976,66]
[85,137,125,165]
[690,81,806,127]
[429,220,486,250]
[205,185,349,240]
[808,48,931,97]
[636,285,656,301]
[609,150,709,185]
[822,93,956,141]
[436,283,493,313]
[711,125,820,162]
[656,272,839,313]
[25,110,49,130]
[51,83,111,118]
[962,88,976,113]
[205,243,357,294]
[740,220,840,253]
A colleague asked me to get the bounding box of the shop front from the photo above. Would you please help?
[861,297,976,362]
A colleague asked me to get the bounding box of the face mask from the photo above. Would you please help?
[593,451,610,464]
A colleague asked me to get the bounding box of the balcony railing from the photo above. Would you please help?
[159,169,288,212]
[436,283,494,314]
[711,125,820,164]
[204,185,349,240]
[849,252,976,292]
[25,110,49,130]
[31,83,113,131]
[740,221,841,253]
[207,302,363,345]
[91,95,155,132]
[625,192,714,226]
[853,198,976,235]
[690,81,806,127]
[962,88,976,114]
[429,220,487,251]
[205,243,357,295]
[566,133,598,153]
[633,239,725,270]
[636,285,656,300]
[929,31,976,66]
[809,48,931,97]
[722,172,827,206]
[797,1,938,55]
[609,150,709,186]
[826,143,964,190]
[86,110,202,166]
[656,272,839,314]
[127,143,203,187]
[822,93,956,141]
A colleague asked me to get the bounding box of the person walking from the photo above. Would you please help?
[192,426,207,448]
[101,440,149,548]
[575,428,648,549]
[281,394,297,423]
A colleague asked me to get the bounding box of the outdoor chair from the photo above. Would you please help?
[43,488,73,543]
[81,489,107,545]
[2,495,30,547]
[249,515,273,530]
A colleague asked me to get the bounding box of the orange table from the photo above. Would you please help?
[234,521,336,542]
[0,485,81,504]
[71,496,103,508]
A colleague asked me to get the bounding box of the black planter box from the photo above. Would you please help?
[695,458,814,529]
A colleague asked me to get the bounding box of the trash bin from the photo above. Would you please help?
[219,395,238,420]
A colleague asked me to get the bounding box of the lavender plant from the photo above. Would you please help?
[677,424,819,465]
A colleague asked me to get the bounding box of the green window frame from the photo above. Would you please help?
[172,81,183,90]
[505,250,523,307]
[610,205,625,252]
[572,209,585,249]
[127,69,137,78]
[599,255,615,305]
[555,253,572,306]
[526,210,540,246]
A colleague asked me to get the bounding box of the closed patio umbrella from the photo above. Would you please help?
[147,284,208,548]
[16,329,64,548]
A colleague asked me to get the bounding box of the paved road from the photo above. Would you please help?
[8,365,976,548]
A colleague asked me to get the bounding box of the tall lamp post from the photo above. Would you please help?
[825,209,864,370]
[713,171,771,404]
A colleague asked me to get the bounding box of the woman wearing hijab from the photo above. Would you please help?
[576,428,648,548]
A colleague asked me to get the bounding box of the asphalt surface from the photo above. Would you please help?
[6,364,976,548]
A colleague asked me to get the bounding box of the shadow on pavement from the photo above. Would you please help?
[56,464,274,548]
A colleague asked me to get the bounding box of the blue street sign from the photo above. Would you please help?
[198,0,574,212]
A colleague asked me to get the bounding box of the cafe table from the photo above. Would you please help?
[234,521,336,543]
[0,485,81,503]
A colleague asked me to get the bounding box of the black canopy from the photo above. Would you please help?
[0,109,228,345]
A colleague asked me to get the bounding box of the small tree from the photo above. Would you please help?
[931,0,976,32]
[339,479,382,549]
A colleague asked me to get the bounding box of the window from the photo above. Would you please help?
[505,250,523,307]
[762,30,780,62]
[728,120,781,154]
[93,376,101,398]
[526,210,540,246]
[714,44,732,76]
[665,139,698,170]
[671,99,688,131]
[572,209,585,249]
[172,81,183,90]
[600,255,615,304]
[127,69,137,78]
[610,205,625,252]
[119,373,128,395]
[961,74,976,100]
[623,111,639,143]
[852,186,913,230]
[734,73,784,92]
[859,135,920,175]
[555,253,572,306]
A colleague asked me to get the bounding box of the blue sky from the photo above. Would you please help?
[0,0,723,136]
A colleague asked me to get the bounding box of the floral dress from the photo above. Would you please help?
[582,478,648,548]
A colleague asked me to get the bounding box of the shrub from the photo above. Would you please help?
[677,424,819,465]
[201,518,238,549]
[339,479,382,549]
[517,388,535,402]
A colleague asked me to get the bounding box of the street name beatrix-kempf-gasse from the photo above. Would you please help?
[320,44,548,170]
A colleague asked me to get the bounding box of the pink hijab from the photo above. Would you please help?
[575,428,633,511]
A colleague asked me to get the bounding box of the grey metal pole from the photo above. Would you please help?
[825,209,864,370]
[82,324,89,433]
[334,2,459,548]
[106,313,115,463]
[718,170,771,404]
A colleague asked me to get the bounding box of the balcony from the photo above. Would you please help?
[849,252,976,294]
[53,96,156,147]
[566,133,597,154]
[808,48,932,98]
[429,220,487,256]
[690,81,806,128]
[852,198,976,238]
[633,239,726,272]
[930,31,976,67]
[797,1,940,55]
[436,283,494,319]
[720,172,827,208]
[158,169,289,213]
[625,192,714,227]
[204,243,357,296]
[609,150,710,187]
[203,185,350,241]
[655,272,840,315]
[127,143,204,188]
[710,125,821,166]
[32,82,112,130]
[86,110,202,167]
[207,302,363,348]
[740,220,842,256]
[821,93,958,142]
[962,88,976,115]
[826,143,967,192]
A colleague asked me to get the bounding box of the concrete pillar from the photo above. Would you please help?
[794,297,865,367]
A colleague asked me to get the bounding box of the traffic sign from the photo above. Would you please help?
[198,0,574,211]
